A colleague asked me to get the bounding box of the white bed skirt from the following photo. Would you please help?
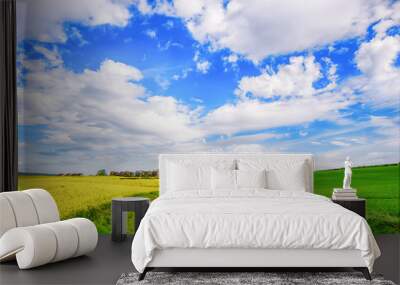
[148,248,366,268]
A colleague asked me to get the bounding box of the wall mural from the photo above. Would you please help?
[17,0,399,234]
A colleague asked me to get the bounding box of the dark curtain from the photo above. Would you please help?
[0,0,17,192]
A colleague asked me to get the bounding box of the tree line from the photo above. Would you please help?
[96,169,158,177]
[55,169,159,177]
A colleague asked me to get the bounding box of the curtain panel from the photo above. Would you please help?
[0,0,17,192]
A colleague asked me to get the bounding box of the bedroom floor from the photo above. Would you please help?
[0,234,398,285]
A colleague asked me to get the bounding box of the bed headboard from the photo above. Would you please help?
[159,153,314,195]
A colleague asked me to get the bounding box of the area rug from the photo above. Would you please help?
[116,271,395,285]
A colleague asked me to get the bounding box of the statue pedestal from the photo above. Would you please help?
[332,188,358,200]
[333,188,357,192]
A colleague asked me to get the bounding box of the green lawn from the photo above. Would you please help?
[314,164,399,234]
[18,164,399,234]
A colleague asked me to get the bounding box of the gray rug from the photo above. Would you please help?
[116,272,395,285]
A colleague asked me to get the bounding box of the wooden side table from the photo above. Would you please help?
[332,198,366,218]
[112,197,150,242]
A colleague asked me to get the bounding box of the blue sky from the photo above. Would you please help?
[17,0,399,173]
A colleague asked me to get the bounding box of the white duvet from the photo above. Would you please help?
[131,190,380,273]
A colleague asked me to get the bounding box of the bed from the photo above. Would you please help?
[131,153,380,280]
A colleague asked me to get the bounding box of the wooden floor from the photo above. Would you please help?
[0,234,398,285]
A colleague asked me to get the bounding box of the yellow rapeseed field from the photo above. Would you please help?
[19,176,158,219]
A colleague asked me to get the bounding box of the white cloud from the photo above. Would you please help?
[236,56,327,99]
[277,115,399,169]
[69,27,89,46]
[154,76,170,90]
[222,53,239,71]
[99,59,144,81]
[299,131,308,137]
[18,0,134,43]
[193,50,211,74]
[172,68,192,81]
[349,137,368,144]
[145,29,157,39]
[135,0,153,14]
[19,51,357,172]
[316,134,399,169]
[19,49,398,171]
[369,116,400,138]
[218,132,287,145]
[157,40,183,51]
[372,2,400,38]
[203,55,352,136]
[224,54,239,64]
[356,35,400,77]
[224,144,267,153]
[164,20,174,29]
[33,45,63,67]
[172,0,204,18]
[196,60,211,74]
[348,11,400,108]
[331,141,351,147]
[138,0,392,62]
[191,97,203,104]
[203,93,351,136]
[18,55,206,173]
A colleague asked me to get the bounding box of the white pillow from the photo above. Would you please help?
[211,168,236,191]
[238,159,307,191]
[236,169,267,189]
[166,159,236,193]
[167,162,211,191]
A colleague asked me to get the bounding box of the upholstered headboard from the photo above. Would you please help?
[159,153,314,195]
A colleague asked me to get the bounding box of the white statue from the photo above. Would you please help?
[343,156,352,189]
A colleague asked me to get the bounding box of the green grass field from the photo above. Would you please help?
[18,164,399,234]
[314,164,399,234]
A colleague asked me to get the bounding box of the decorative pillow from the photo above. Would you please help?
[238,159,307,191]
[166,159,236,193]
[211,168,236,191]
[167,162,211,192]
[236,169,267,189]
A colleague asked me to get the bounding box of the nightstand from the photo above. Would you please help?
[332,198,366,218]
[112,197,150,242]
